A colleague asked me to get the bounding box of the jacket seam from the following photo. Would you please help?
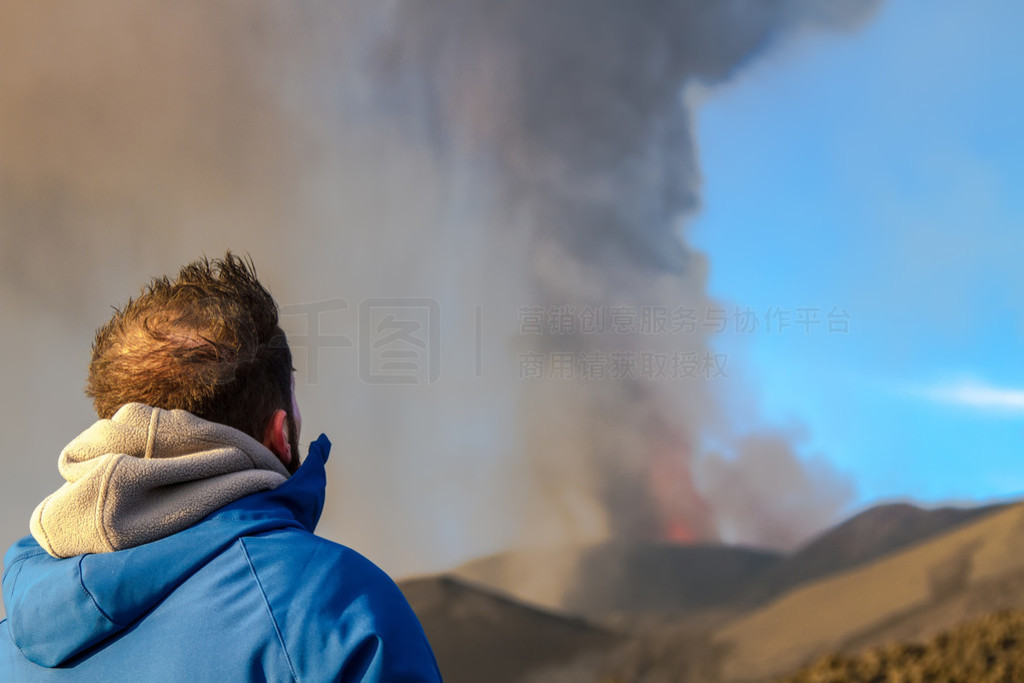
[77,555,119,625]
[3,549,48,575]
[238,537,299,683]
[4,558,27,656]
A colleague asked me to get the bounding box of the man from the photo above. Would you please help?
[0,253,442,681]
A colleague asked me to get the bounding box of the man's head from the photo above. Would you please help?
[86,252,301,473]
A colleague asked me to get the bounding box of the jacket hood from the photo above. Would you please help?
[3,433,331,668]
[30,403,290,558]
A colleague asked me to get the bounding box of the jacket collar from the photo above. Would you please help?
[205,432,331,532]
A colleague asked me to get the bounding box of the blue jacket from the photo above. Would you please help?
[0,435,442,682]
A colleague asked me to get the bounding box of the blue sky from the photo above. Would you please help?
[690,0,1024,508]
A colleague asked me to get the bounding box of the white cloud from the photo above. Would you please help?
[918,379,1024,413]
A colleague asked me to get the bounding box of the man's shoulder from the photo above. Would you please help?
[235,528,415,634]
[239,526,394,597]
[238,528,441,681]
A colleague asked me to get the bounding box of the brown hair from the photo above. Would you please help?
[86,252,299,472]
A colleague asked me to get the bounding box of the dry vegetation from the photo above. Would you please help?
[531,609,1024,683]
[783,609,1024,683]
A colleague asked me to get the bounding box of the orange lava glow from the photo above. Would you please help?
[648,422,713,544]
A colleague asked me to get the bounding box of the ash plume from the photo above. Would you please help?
[0,1,878,586]
[373,0,878,546]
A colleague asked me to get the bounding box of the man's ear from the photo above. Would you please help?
[262,409,292,469]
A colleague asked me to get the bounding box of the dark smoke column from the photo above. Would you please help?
[376,0,879,546]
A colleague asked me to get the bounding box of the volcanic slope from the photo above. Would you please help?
[399,575,622,683]
[450,503,1006,620]
[738,501,1008,607]
[715,502,1024,681]
[453,542,782,618]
